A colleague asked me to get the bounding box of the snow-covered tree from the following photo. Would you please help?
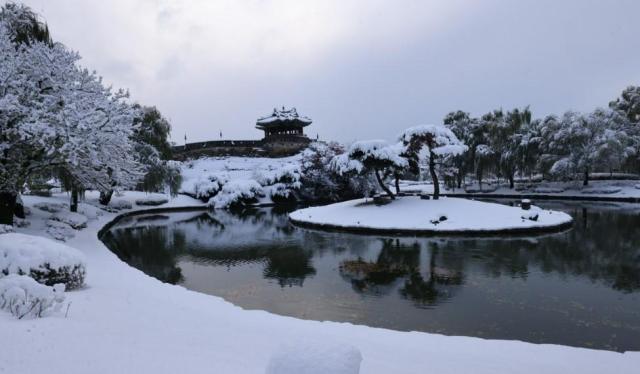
[335,140,407,199]
[0,18,74,223]
[548,109,630,185]
[0,4,144,219]
[609,86,640,124]
[299,142,361,202]
[399,125,467,199]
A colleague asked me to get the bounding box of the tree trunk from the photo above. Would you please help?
[374,169,395,199]
[429,152,440,200]
[394,173,400,195]
[70,188,79,212]
[14,194,25,219]
[583,168,589,186]
[509,174,514,189]
[99,190,114,206]
[0,192,16,225]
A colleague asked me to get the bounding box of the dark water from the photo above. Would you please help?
[100,201,640,352]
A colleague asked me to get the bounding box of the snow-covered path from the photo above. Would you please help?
[1,193,638,374]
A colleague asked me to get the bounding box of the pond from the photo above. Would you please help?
[100,200,640,352]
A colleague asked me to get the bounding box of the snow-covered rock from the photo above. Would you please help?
[0,274,66,319]
[50,211,88,229]
[266,340,362,374]
[0,233,86,289]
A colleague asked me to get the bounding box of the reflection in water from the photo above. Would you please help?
[100,201,640,352]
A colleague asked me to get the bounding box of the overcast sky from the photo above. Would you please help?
[19,0,640,144]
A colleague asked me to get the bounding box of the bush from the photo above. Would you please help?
[135,195,169,206]
[0,274,66,319]
[0,224,14,234]
[208,179,263,209]
[0,233,86,289]
[109,199,133,210]
[50,211,88,229]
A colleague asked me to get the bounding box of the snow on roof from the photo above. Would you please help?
[256,107,312,128]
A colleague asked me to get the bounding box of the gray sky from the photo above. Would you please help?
[20,0,640,144]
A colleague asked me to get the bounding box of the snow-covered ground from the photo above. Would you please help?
[289,196,572,234]
[1,192,638,373]
[398,179,640,200]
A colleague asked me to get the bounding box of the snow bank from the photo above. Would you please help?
[266,340,362,374]
[0,274,66,319]
[0,233,86,289]
[290,197,572,234]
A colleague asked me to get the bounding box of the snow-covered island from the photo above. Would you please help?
[289,196,573,235]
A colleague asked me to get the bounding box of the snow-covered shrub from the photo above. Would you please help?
[532,187,565,193]
[0,233,86,289]
[46,220,75,241]
[50,211,88,229]
[255,164,302,203]
[181,173,229,201]
[0,224,15,234]
[208,179,263,209]
[0,275,66,319]
[581,186,622,194]
[298,142,368,203]
[33,202,66,213]
[266,340,362,374]
[135,195,169,206]
[109,199,133,211]
[77,203,103,220]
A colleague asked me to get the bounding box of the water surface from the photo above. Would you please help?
[100,200,640,351]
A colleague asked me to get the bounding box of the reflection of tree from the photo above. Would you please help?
[400,243,463,306]
[263,245,316,287]
[101,227,184,284]
[102,207,318,288]
[339,239,419,295]
[448,206,640,293]
[340,240,464,306]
